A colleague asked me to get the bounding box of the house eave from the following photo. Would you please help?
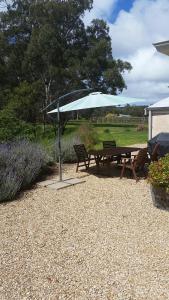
[153,40,169,56]
[148,106,169,111]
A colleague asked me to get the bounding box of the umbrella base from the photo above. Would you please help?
[38,178,85,190]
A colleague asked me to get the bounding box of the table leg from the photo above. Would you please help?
[94,155,102,172]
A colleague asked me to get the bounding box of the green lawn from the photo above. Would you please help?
[95,126,147,148]
[64,123,148,148]
[38,122,148,151]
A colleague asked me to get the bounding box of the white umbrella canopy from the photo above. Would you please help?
[48,92,145,114]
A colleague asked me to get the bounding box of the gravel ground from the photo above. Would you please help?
[1,144,169,300]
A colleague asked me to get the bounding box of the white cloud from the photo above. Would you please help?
[83,0,117,25]
[124,47,169,82]
[122,79,169,102]
[109,0,169,57]
[110,11,149,57]
[84,0,169,102]
[122,48,169,102]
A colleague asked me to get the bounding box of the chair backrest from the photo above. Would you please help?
[73,144,88,162]
[135,148,148,169]
[151,143,159,162]
[103,140,116,149]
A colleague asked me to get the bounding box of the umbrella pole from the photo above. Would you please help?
[57,100,62,182]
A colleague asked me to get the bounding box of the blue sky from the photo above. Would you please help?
[84,0,169,103]
[109,0,135,22]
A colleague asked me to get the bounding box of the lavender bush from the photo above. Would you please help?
[54,135,82,163]
[0,140,51,202]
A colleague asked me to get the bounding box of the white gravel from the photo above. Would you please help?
[1,144,169,299]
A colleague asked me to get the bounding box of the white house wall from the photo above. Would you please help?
[151,111,169,137]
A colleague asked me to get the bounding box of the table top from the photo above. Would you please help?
[89,147,141,156]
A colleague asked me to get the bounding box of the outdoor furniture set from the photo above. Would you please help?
[73,142,152,181]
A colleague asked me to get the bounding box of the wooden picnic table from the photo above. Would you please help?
[89,146,141,168]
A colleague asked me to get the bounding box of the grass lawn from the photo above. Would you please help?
[64,123,148,148]
[38,122,148,151]
[95,126,147,148]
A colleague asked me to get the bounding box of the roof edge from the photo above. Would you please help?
[148,106,169,111]
[153,40,169,47]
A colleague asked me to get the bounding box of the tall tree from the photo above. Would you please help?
[0,0,93,104]
[0,0,132,129]
[83,19,131,94]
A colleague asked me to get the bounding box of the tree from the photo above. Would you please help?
[5,81,43,123]
[0,0,93,107]
[0,0,132,136]
[83,19,132,94]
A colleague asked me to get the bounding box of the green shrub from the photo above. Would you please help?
[148,154,169,190]
[104,128,110,134]
[77,122,98,149]
[125,128,131,132]
[54,135,82,163]
[0,110,36,141]
[0,140,51,202]
[0,81,43,142]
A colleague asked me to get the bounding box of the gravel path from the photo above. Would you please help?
[1,144,169,299]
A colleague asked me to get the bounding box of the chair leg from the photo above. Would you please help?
[85,162,88,170]
[76,162,79,172]
[120,163,126,179]
[132,166,138,182]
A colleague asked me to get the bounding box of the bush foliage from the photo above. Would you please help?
[0,81,43,142]
[148,154,169,189]
[0,140,51,202]
[77,123,98,149]
[0,110,36,141]
[54,135,82,163]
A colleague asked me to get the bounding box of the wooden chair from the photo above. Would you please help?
[102,140,130,162]
[119,148,148,181]
[103,140,116,149]
[73,144,95,172]
[102,140,120,163]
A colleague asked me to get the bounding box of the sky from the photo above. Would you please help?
[84,0,169,103]
[1,0,169,104]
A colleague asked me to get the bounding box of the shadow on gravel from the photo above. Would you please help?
[80,164,146,180]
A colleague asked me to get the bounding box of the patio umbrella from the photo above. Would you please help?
[48,92,144,113]
[48,92,146,184]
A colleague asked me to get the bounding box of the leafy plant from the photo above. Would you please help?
[77,123,98,149]
[148,154,169,189]
[0,140,51,202]
[54,134,82,163]
[104,128,110,134]
[0,110,36,141]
